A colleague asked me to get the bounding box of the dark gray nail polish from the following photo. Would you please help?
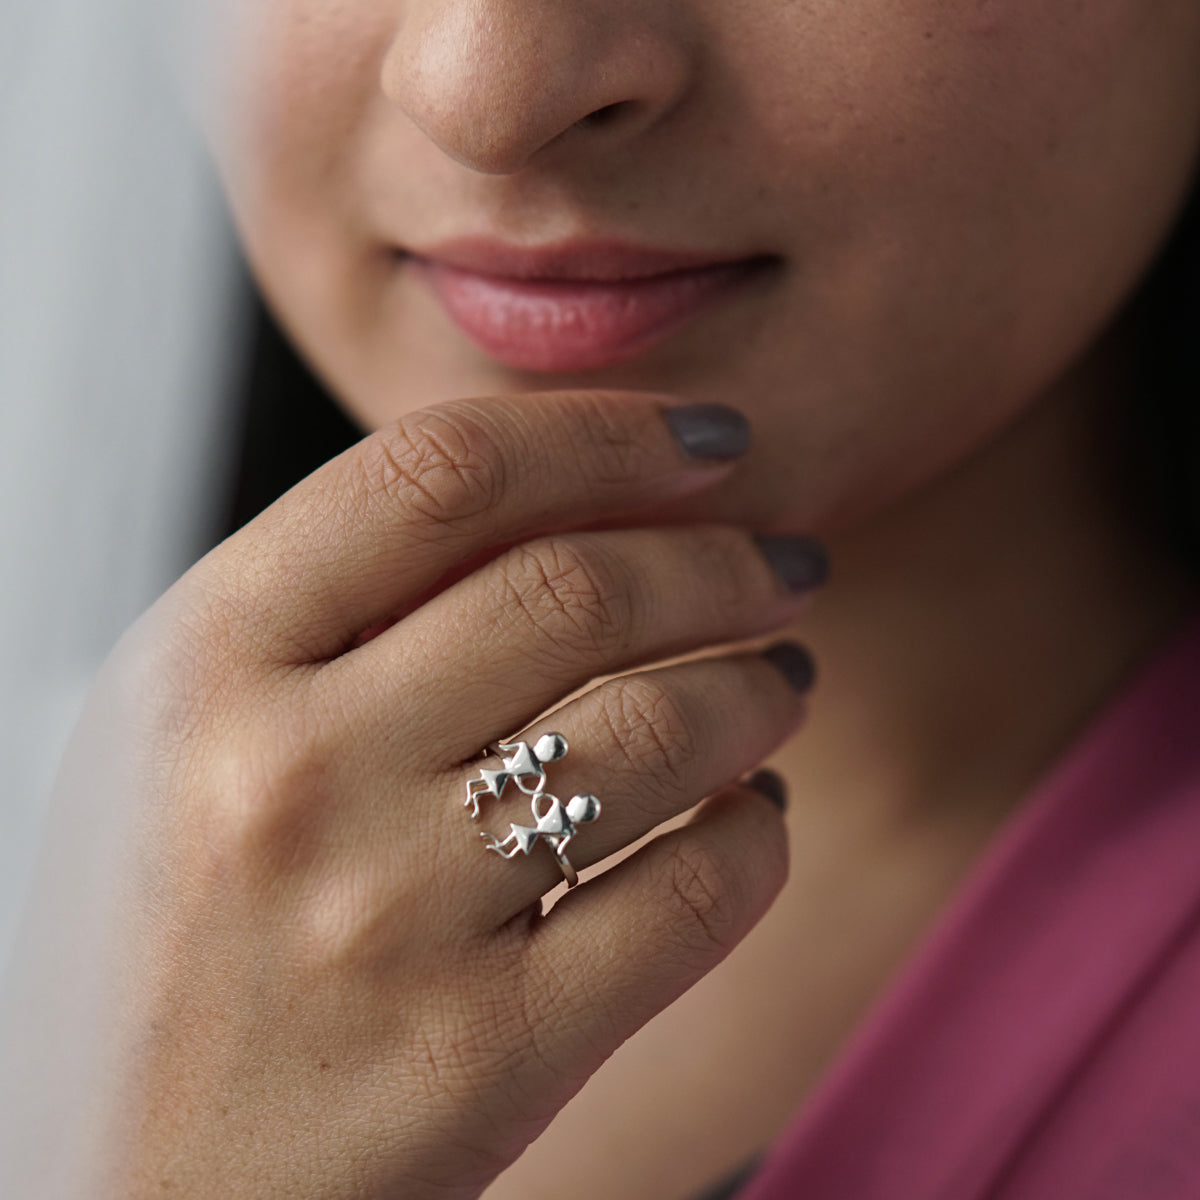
[744,768,788,813]
[662,405,751,461]
[755,535,830,593]
[762,641,817,694]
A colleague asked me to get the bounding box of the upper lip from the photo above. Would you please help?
[406,237,766,283]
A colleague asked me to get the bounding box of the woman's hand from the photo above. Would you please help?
[98,391,822,1198]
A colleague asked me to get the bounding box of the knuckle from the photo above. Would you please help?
[358,406,506,533]
[499,538,634,659]
[562,392,658,488]
[690,527,761,613]
[660,839,738,955]
[190,711,340,875]
[152,559,258,681]
[599,675,696,801]
[109,580,276,769]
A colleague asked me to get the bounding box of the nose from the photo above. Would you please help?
[380,1,692,175]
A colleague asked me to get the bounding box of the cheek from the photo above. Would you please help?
[743,0,1200,324]
[722,0,1200,525]
[207,2,419,415]
[208,4,386,289]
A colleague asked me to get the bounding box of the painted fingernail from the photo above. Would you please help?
[662,404,751,461]
[755,535,830,594]
[744,768,788,813]
[763,641,817,694]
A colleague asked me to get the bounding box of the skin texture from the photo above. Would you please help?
[211,0,1200,535]
[16,2,1200,1199]
[67,396,813,1200]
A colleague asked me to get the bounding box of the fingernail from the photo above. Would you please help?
[755,535,830,594]
[762,641,817,694]
[662,404,751,461]
[744,768,788,813]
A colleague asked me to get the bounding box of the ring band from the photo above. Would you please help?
[466,733,601,888]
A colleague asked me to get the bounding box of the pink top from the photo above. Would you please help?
[742,610,1200,1200]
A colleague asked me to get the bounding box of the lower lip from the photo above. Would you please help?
[409,256,771,373]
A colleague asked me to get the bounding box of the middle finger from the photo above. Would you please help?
[331,524,827,763]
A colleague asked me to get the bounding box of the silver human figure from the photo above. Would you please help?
[464,732,569,819]
[480,791,601,887]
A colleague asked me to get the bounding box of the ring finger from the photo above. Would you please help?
[456,641,813,924]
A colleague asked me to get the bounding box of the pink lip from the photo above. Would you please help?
[404,238,775,373]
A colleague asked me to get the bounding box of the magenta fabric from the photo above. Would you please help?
[741,610,1200,1200]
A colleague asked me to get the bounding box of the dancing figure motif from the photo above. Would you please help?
[464,732,568,819]
[480,791,602,883]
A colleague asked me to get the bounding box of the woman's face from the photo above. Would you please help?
[210,0,1200,533]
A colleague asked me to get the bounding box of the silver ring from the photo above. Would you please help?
[465,733,601,888]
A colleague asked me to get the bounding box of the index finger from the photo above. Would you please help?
[199,392,750,664]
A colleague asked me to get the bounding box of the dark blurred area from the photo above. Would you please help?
[219,287,363,539]
[1133,171,1200,574]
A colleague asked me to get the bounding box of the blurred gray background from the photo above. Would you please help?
[0,0,246,963]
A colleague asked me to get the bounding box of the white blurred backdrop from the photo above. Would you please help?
[0,0,246,963]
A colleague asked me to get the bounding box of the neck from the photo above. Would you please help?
[774,309,1200,844]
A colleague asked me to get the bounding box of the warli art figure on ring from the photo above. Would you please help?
[464,732,569,819]
[480,790,602,887]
